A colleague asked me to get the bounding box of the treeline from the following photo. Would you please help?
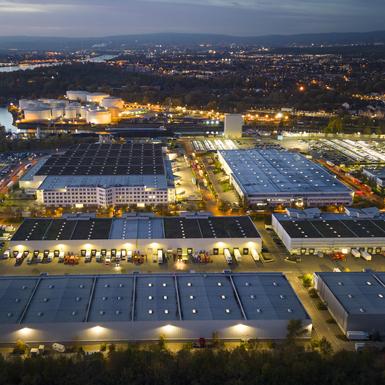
[0,62,378,112]
[324,116,385,135]
[0,129,96,152]
[0,342,384,385]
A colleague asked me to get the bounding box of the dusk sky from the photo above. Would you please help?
[0,0,384,37]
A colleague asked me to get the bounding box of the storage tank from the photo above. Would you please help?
[65,103,81,120]
[86,108,112,125]
[79,106,88,120]
[66,90,89,102]
[101,97,124,109]
[19,99,39,110]
[86,92,110,104]
[109,107,121,122]
[51,106,65,120]
[39,99,68,108]
[23,107,52,122]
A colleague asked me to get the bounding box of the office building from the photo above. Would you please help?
[224,114,243,139]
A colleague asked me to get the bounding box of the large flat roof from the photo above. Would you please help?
[274,212,385,239]
[219,148,351,196]
[36,143,165,176]
[315,272,385,316]
[11,216,260,242]
[0,273,309,324]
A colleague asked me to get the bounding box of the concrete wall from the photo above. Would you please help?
[10,238,262,256]
[0,319,312,344]
[314,274,348,333]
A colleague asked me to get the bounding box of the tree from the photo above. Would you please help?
[287,319,307,339]
[301,274,313,288]
[13,340,27,355]
[325,116,344,134]
[319,337,333,355]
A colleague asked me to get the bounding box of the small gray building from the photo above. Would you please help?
[314,272,385,337]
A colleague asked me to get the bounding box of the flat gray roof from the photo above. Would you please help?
[0,273,309,324]
[364,168,385,181]
[274,212,385,239]
[316,272,385,315]
[36,143,165,177]
[219,148,351,196]
[12,216,260,242]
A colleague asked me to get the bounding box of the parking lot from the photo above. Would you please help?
[172,153,202,201]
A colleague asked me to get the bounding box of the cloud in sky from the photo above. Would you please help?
[0,0,384,36]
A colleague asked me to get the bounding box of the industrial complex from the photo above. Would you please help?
[272,207,385,256]
[9,214,262,262]
[314,272,385,338]
[18,92,124,125]
[217,148,353,206]
[0,272,311,343]
[19,143,176,207]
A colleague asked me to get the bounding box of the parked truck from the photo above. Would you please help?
[233,249,242,262]
[251,249,260,262]
[346,331,369,341]
[224,248,233,265]
[351,249,361,258]
[361,250,372,261]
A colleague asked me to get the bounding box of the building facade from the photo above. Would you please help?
[10,214,262,258]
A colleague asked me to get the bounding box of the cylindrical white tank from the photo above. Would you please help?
[65,103,81,120]
[66,90,89,102]
[101,97,124,109]
[86,108,112,125]
[51,106,65,120]
[23,107,52,122]
[80,106,88,120]
[39,99,68,108]
[86,92,110,104]
[19,99,39,110]
[109,107,121,122]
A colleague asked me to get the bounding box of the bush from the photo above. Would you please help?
[317,302,328,310]
[301,274,313,288]
[12,340,27,355]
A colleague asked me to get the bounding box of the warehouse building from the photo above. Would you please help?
[9,214,261,260]
[314,272,385,338]
[217,148,353,206]
[19,143,175,207]
[363,168,385,190]
[0,272,311,343]
[272,207,385,255]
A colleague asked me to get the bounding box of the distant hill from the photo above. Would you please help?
[0,31,385,50]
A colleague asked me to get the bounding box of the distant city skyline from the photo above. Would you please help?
[0,0,384,37]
